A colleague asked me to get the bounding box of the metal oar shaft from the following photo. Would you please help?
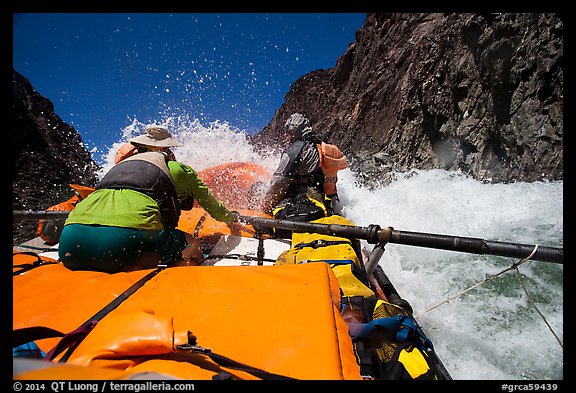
[390,230,563,264]
[239,215,563,264]
[239,215,382,242]
[13,211,562,264]
[13,210,70,220]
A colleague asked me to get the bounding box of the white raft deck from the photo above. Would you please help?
[14,235,292,268]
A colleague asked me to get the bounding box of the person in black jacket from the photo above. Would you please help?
[260,113,346,223]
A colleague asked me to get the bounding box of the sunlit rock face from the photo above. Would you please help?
[13,69,100,244]
[252,13,563,186]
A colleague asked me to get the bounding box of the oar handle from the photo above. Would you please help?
[238,215,563,264]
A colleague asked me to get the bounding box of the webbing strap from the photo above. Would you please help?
[204,254,277,263]
[294,239,350,249]
[205,349,296,380]
[54,267,163,362]
[13,326,65,348]
[168,347,297,380]
[46,321,98,361]
[12,252,59,276]
[82,268,162,325]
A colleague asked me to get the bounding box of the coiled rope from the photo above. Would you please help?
[414,245,563,349]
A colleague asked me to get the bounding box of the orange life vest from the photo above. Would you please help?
[317,142,347,196]
[114,142,139,164]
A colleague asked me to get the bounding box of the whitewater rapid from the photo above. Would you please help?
[94,118,563,380]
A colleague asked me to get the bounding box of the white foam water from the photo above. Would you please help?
[338,168,563,380]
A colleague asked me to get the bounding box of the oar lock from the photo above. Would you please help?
[373,225,394,245]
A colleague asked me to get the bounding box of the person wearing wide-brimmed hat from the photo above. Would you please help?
[114,125,181,163]
[59,125,238,273]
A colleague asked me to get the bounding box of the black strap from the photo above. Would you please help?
[169,346,297,380]
[46,321,98,361]
[294,239,351,249]
[13,252,59,276]
[204,349,296,380]
[81,268,163,326]
[13,326,65,348]
[55,267,163,362]
[204,254,276,263]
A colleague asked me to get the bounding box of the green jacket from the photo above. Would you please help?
[66,161,234,230]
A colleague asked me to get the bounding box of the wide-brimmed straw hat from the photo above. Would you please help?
[130,125,183,147]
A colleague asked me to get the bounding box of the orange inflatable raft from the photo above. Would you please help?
[13,161,451,381]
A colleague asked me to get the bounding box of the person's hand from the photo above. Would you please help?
[227,221,244,235]
[252,224,275,237]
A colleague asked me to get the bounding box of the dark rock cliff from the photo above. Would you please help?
[251,13,563,186]
[12,69,100,244]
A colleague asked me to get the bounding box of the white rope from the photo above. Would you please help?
[513,257,564,349]
[414,245,563,349]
